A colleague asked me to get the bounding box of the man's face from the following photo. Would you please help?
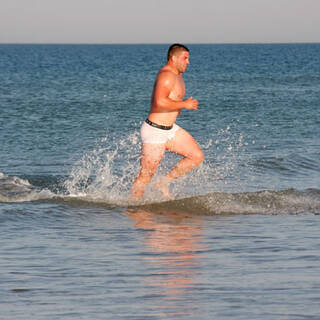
[174,51,190,73]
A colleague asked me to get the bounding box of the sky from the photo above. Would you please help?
[1,0,319,44]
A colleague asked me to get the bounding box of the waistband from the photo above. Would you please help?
[145,118,173,130]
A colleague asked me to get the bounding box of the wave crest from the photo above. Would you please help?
[0,173,54,203]
[137,189,320,215]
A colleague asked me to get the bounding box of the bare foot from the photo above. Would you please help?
[155,177,174,200]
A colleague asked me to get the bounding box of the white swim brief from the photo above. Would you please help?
[140,119,181,144]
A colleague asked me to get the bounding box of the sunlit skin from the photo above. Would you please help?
[131,49,204,201]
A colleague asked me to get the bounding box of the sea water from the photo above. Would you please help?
[0,44,320,319]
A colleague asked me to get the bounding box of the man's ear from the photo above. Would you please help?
[171,55,177,64]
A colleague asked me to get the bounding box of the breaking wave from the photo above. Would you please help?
[135,189,320,215]
[1,172,319,215]
[0,172,54,203]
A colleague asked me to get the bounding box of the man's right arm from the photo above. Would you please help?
[153,71,198,111]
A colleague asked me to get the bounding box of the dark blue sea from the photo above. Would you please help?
[1,43,320,319]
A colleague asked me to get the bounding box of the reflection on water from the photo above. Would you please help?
[127,209,206,318]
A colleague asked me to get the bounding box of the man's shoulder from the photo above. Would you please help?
[157,67,178,82]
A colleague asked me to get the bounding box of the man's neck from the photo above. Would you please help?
[165,61,180,75]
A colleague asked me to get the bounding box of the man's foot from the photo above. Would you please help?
[155,177,174,200]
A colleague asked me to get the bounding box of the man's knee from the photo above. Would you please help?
[191,149,204,166]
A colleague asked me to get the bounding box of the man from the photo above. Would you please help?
[131,44,204,200]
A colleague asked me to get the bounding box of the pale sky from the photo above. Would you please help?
[1,0,319,43]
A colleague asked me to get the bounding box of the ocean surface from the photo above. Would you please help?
[1,43,320,319]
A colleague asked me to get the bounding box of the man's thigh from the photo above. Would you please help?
[140,143,166,174]
[166,128,202,158]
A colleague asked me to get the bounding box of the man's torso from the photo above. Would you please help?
[148,67,185,126]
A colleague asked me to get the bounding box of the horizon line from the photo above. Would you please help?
[0,41,319,45]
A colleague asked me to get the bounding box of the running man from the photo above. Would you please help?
[131,44,204,200]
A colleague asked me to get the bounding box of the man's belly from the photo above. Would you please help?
[147,110,181,126]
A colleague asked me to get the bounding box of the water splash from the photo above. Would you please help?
[63,125,248,204]
[0,125,250,205]
[170,125,249,198]
[63,131,141,204]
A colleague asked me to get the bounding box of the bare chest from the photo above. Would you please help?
[169,76,185,101]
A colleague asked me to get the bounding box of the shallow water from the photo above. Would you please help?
[1,203,320,319]
[1,44,320,319]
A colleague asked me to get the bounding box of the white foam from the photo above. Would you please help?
[0,172,54,203]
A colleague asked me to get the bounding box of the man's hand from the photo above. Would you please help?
[183,96,198,110]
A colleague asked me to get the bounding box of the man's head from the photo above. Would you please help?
[167,43,189,61]
[167,43,190,73]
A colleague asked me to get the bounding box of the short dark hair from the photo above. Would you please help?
[167,43,189,61]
